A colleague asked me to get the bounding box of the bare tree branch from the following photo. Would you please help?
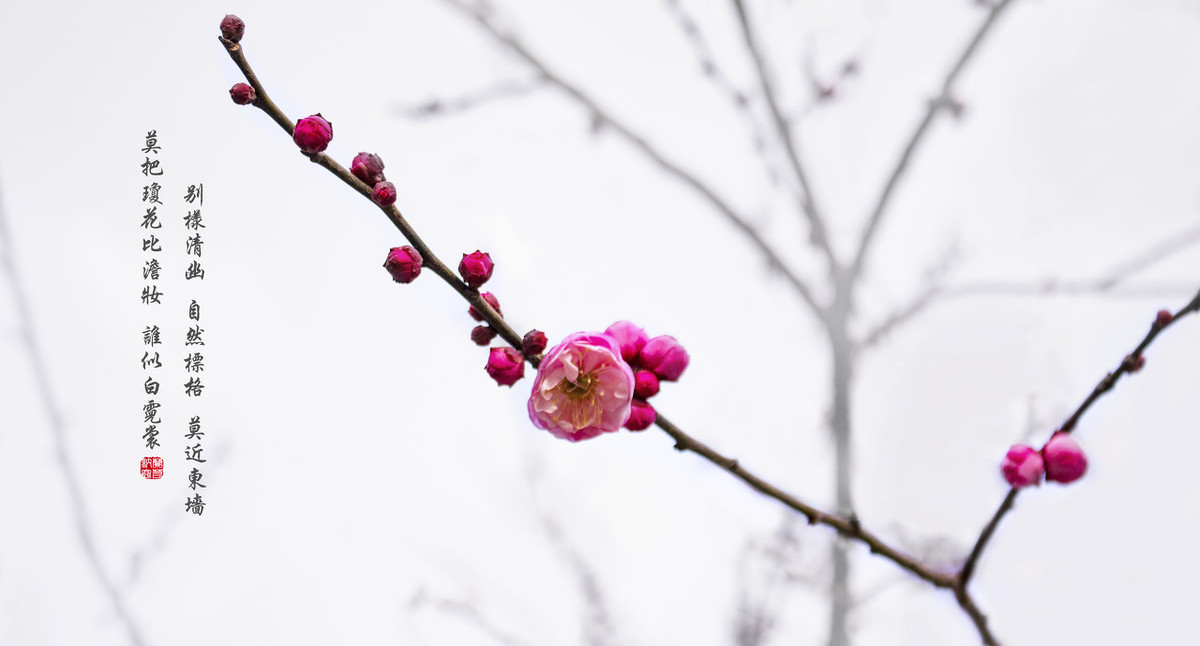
[859,223,1200,349]
[394,77,546,119]
[0,188,148,645]
[409,589,538,646]
[437,0,830,322]
[731,0,837,270]
[850,0,1019,286]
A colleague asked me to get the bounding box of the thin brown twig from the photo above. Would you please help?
[435,0,830,323]
[0,189,148,645]
[655,413,955,589]
[730,0,836,269]
[850,0,1018,286]
[956,288,1200,589]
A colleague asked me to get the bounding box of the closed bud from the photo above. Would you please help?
[471,325,497,346]
[372,181,397,208]
[1000,444,1044,488]
[605,320,649,364]
[522,330,548,357]
[383,245,422,284]
[293,114,333,154]
[640,335,690,381]
[458,250,494,288]
[468,292,502,322]
[1155,309,1174,328]
[1043,432,1088,484]
[485,347,525,387]
[229,83,256,105]
[633,369,659,399]
[220,14,245,43]
[623,399,657,431]
[351,152,386,185]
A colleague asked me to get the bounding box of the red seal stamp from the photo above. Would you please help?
[140,456,164,479]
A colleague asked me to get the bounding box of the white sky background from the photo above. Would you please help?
[0,0,1198,645]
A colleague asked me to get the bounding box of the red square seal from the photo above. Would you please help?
[140,456,164,480]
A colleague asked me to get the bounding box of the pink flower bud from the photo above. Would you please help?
[293,114,333,154]
[1128,354,1147,373]
[633,369,659,399]
[372,181,397,208]
[471,325,497,346]
[351,153,386,186]
[383,245,422,284]
[528,332,634,441]
[220,14,245,43]
[623,399,657,431]
[522,330,548,357]
[229,83,256,105]
[640,335,689,381]
[1155,309,1174,328]
[486,347,525,387]
[468,292,502,322]
[1000,444,1044,488]
[604,321,649,364]
[458,251,494,288]
[1042,432,1088,484]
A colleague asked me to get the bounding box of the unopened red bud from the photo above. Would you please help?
[383,245,422,284]
[220,14,245,43]
[372,181,397,208]
[351,152,385,185]
[640,335,690,381]
[229,83,256,105]
[605,320,649,364]
[468,292,502,322]
[459,251,494,288]
[1042,432,1088,484]
[1155,309,1174,328]
[633,369,659,399]
[522,330,548,357]
[293,114,332,154]
[485,347,525,387]
[623,399,657,431]
[1000,444,1044,488]
[471,325,498,346]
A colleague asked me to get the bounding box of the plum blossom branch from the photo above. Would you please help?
[219,17,1199,646]
[219,14,946,600]
[0,188,149,645]
[957,288,1200,588]
[220,35,529,357]
[436,0,829,323]
[849,0,1018,286]
[730,0,836,269]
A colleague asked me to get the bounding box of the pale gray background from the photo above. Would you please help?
[0,1,1198,645]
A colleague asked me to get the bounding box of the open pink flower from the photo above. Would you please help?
[528,332,634,442]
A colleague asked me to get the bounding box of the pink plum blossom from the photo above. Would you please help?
[1043,432,1088,484]
[293,114,333,154]
[605,320,649,363]
[485,347,524,387]
[1000,444,1044,488]
[640,335,689,381]
[623,399,656,431]
[528,332,634,442]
